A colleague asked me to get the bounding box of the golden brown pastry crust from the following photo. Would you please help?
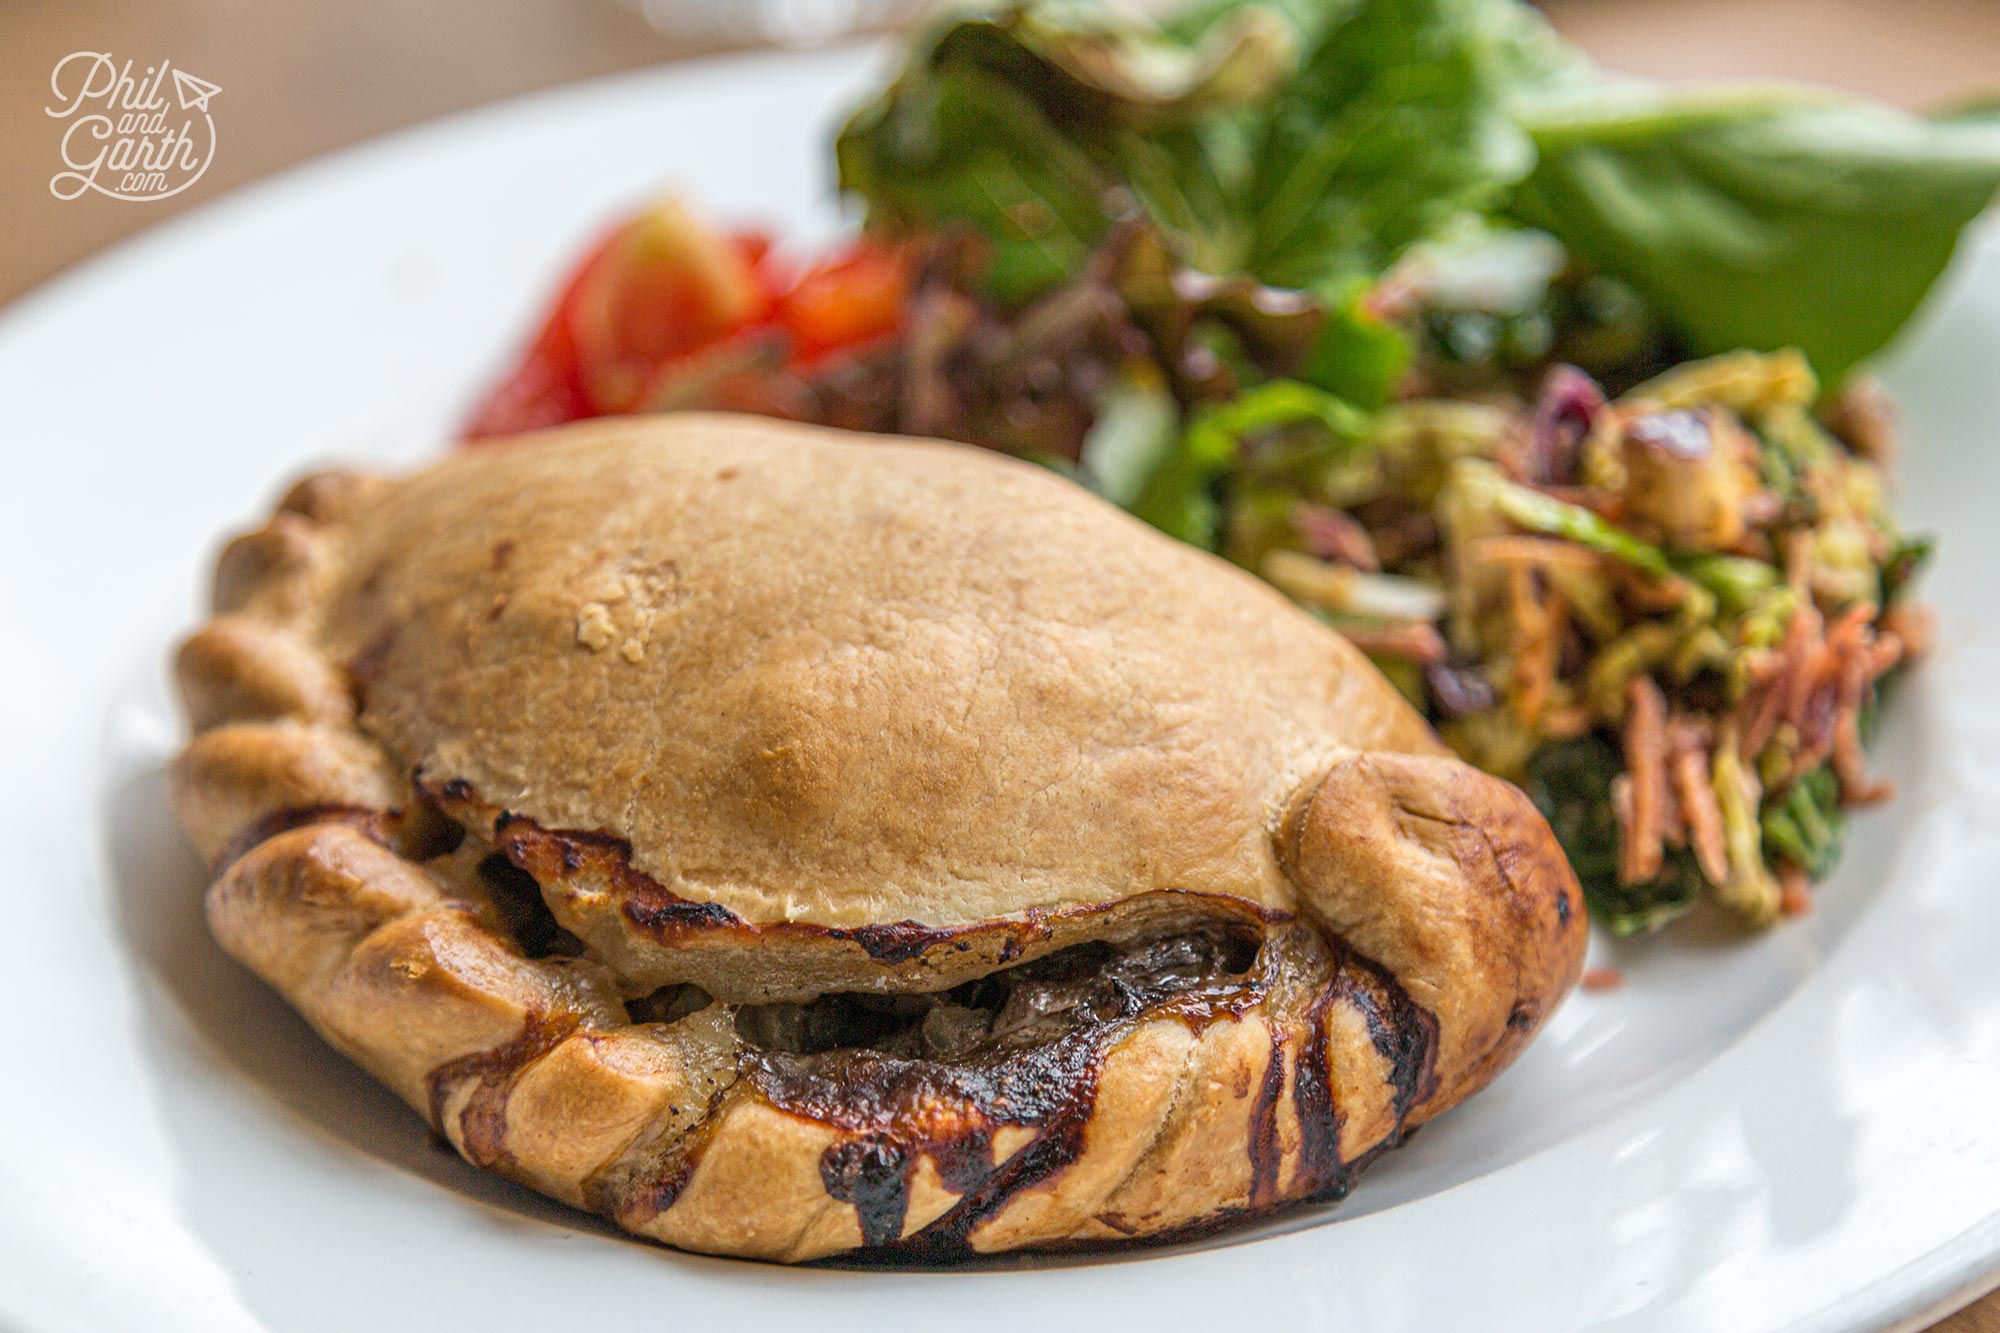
[169,413,1585,1260]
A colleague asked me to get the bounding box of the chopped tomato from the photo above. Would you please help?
[462,200,912,442]
[774,241,910,365]
[566,199,769,414]
[461,226,611,440]
[465,200,775,440]
[459,313,591,440]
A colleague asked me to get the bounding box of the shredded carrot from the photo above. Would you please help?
[1505,566,1565,725]
[1655,719,1695,845]
[1582,966,1625,992]
[1658,768,1687,846]
[1789,673,1842,785]
[1776,603,1829,736]
[1798,602,1894,805]
[1670,739,1730,887]
[1870,632,1907,679]
[1617,568,1692,615]
[1832,650,1894,805]
[1618,675,1669,885]
[1340,619,1449,664]
[1538,702,1597,741]
[1825,601,1878,647]
[1740,605,1817,758]
[1472,535,1603,571]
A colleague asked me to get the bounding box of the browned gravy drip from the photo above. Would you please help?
[613,1158,698,1222]
[819,1135,917,1248]
[825,935,1439,1259]
[1344,952,1441,1128]
[1289,978,1346,1195]
[738,928,1267,1256]
[1286,947,1442,1204]
[1245,1026,1289,1210]
[757,1019,1123,1258]
[420,926,1439,1258]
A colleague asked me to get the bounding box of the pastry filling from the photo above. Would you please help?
[469,827,1281,1065]
[475,850,584,958]
[730,924,1264,1063]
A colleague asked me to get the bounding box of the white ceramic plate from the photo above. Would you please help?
[4,43,2000,1333]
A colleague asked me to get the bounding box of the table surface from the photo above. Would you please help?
[3,1,1996,1328]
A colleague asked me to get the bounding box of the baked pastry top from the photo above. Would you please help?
[170,413,1585,1260]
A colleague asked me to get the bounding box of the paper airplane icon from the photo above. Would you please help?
[171,68,221,113]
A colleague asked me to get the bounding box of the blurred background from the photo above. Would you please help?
[5,0,2000,306]
[2,0,1998,1326]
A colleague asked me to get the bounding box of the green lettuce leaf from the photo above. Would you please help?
[1241,0,1530,290]
[835,4,1289,300]
[835,62,1113,302]
[836,0,1522,301]
[1507,87,2000,381]
[1301,283,1413,408]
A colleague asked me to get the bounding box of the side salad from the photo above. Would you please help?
[467,0,2000,937]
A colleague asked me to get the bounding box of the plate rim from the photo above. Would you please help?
[2,37,1999,1333]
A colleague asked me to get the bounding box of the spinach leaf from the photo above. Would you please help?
[1524,735,1703,935]
[1507,88,2000,381]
